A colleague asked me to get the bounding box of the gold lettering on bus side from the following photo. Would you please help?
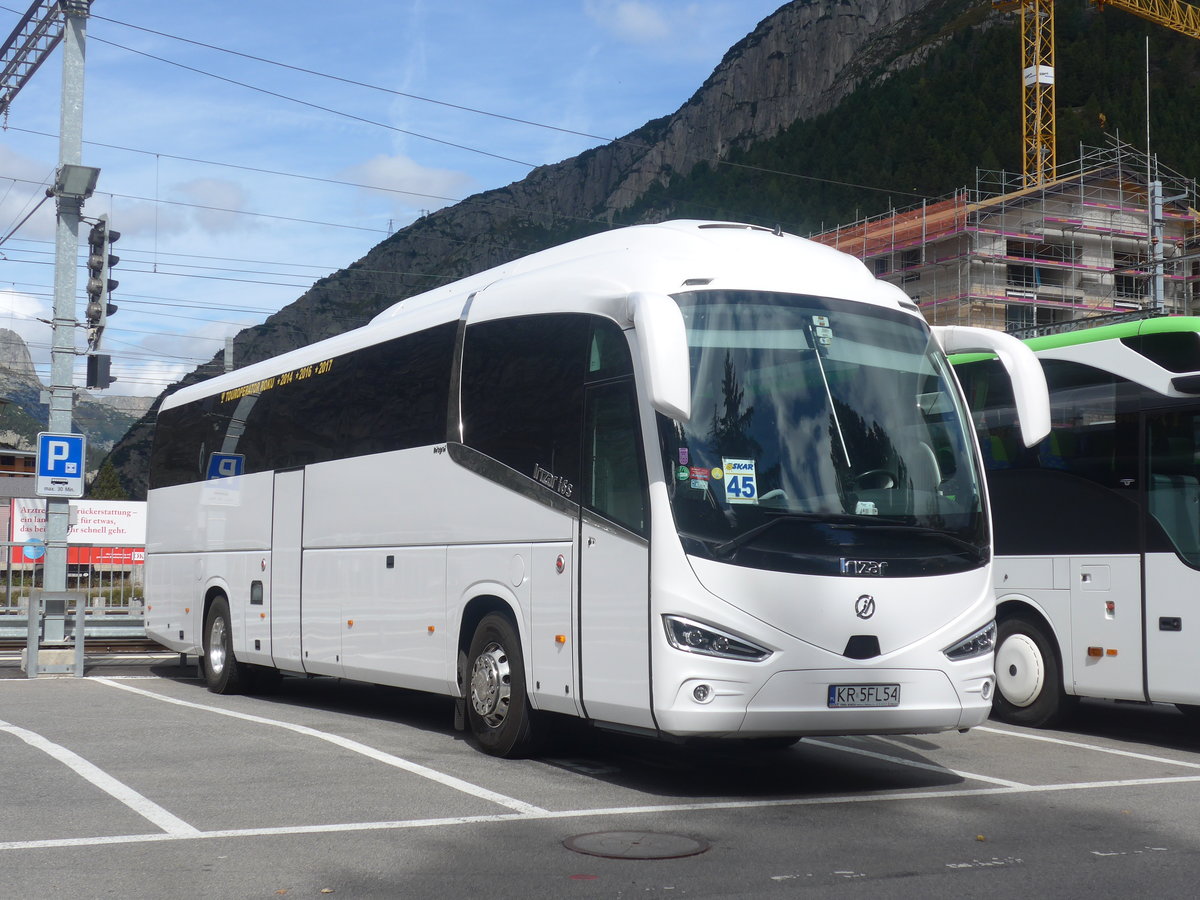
[217,358,334,405]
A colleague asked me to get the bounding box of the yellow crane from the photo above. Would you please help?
[996,0,1200,186]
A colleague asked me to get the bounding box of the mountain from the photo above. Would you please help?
[103,0,1200,498]
[0,328,151,473]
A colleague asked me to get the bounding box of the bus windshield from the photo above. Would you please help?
[658,290,987,577]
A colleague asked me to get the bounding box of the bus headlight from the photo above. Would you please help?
[663,615,772,661]
[943,621,996,661]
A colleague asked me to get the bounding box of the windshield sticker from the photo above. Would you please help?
[855,500,879,516]
[678,447,689,465]
[689,467,710,490]
[721,458,758,504]
[676,465,689,481]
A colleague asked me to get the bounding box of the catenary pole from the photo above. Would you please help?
[34,1,91,677]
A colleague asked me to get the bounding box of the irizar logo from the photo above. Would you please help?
[841,558,888,576]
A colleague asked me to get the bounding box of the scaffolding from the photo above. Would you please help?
[811,139,1200,331]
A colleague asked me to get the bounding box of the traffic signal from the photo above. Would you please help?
[85,215,120,350]
[86,353,116,390]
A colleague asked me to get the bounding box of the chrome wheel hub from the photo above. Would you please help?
[470,641,511,727]
[209,617,227,675]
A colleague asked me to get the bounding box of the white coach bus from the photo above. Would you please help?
[146,220,1048,757]
[955,315,1200,726]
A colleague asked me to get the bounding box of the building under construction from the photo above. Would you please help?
[811,140,1200,335]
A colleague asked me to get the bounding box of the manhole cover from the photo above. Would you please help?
[564,831,710,860]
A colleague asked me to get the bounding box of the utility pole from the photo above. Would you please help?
[0,0,98,676]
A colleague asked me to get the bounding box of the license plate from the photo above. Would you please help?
[827,684,901,708]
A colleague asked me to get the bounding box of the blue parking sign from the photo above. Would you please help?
[36,432,86,498]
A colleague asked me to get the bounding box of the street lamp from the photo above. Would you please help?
[50,162,99,200]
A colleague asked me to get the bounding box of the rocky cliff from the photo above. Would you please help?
[0,328,148,465]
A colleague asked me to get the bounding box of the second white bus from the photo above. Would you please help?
[146,220,1047,756]
[956,315,1200,726]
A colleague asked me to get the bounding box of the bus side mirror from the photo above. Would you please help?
[934,325,1050,448]
[629,291,691,422]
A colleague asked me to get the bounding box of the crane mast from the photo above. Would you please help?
[1022,0,1057,186]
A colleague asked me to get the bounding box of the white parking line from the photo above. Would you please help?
[5,774,1200,853]
[92,677,547,816]
[0,718,200,837]
[976,725,1200,770]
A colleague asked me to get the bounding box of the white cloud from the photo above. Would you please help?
[0,144,60,244]
[340,154,478,215]
[585,1,672,43]
[172,178,254,233]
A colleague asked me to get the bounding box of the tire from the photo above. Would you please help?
[466,613,536,758]
[203,596,247,695]
[992,615,1074,728]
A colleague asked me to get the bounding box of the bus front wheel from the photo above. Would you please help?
[466,613,535,758]
[993,615,1073,728]
[203,596,247,695]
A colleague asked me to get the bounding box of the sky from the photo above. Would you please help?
[0,0,787,397]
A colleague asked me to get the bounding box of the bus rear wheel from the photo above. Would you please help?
[466,613,535,758]
[993,615,1073,728]
[203,596,247,695]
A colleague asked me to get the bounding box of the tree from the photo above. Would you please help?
[88,459,128,500]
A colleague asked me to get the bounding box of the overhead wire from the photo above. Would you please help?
[88,34,540,170]
[84,9,927,201]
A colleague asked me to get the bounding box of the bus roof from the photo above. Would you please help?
[160,220,918,414]
[952,316,1200,365]
[1024,316,1200,353]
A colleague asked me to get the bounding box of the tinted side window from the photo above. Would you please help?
[461,315,591,491]
[148,322,455,488]
[1146,410,1200,567]
[149,396,218,488]
[956,357,1141,555]
[347,323,455,455]
[584,380,648,535]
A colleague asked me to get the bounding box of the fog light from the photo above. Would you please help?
[693,684,713,703]
[981,679,992,700]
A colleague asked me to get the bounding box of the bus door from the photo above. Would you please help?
[1142,408,1200,704]
[578,380,654,728]
[270,468,304,670]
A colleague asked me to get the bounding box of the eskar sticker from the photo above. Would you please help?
[721,458,758,504]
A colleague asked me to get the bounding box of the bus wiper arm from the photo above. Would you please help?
[713,511,867,559]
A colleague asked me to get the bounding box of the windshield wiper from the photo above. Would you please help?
[713,511,868,559]
[809,323,852,469]
[709,511,979,560]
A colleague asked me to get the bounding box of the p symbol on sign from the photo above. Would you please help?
[48,440,70,468]
[206,452,245,480]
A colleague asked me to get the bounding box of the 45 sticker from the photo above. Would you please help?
[721,458,758,504]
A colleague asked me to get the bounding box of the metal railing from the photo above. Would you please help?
[0,541,146,642]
